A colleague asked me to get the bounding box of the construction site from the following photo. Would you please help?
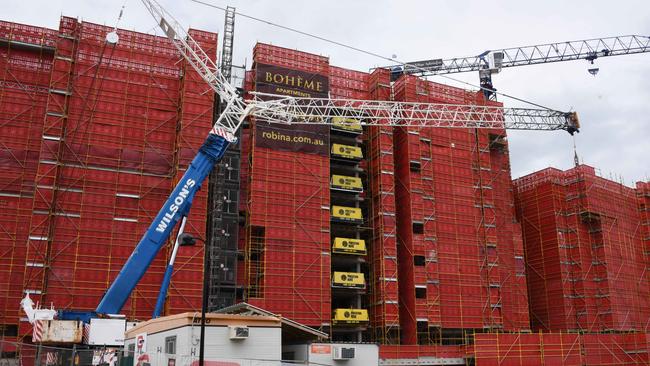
[0,1,649,365]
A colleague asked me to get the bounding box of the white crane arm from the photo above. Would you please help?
[141,0,579,135]
[248,93,579,132]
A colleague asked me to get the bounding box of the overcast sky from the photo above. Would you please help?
[6,0,649,185]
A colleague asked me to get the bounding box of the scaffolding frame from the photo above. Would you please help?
[515,166,649,333]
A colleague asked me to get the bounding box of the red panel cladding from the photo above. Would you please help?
[474,332,585,365]
[392,73,530,338]
[637,181,650,329]
[379,344,466,361]
[329,66,370,99]
[245,146,330,327]
[514,169,569,331]
[393,125,417,344]
[367,123,400,338]
[253,43,329,76]
[369,68,391,100]
[366,67,400,341]
[0,20,56,332]
[0,196,32,325]
[488,134,531,331]
[244,70,255,98]
[582,333,648,365]
[0,20,58,48]
[1,16,220,331]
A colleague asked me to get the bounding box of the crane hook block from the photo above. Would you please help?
[565,112,580,135]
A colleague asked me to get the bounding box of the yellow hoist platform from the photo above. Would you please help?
[331,143,363,160]
[332,308,369,325]
[331,117,363,133]
[332,237,367,255]
[331,205,363,224]
[332,271,366,289]
[330,174,363,192]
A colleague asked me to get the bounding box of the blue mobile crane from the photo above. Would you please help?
[96,133,232,316]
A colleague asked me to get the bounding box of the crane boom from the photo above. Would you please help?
[391,35,650,76]
[140,0,249,137]
[247,93,579,133]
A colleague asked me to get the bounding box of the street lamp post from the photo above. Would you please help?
[199,234,210,366]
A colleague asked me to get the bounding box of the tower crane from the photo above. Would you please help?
[386,35,650,99]
[23,0,580,350]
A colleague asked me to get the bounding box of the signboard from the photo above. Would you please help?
[403,59,444,73]
[332,309,369,324]
[87,318,126,346]
[330,175,363,192]
[254,63,330,155]
[331,205,363,224]
[331,144,363,159]
[255,122,329,156]
[331,117,362,133]
[332,271,366,288]
[134,333,148,366]
[255,63,329,98]
[310,344,332,354]
[332,237,367,255]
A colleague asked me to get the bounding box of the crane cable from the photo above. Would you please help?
[573,135,580,167]
[189,0,557,111]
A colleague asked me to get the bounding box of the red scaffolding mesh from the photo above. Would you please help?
[0,17,216,340]
[473,332,649,365]
[514,166,649,333]
[391,75,530,345]
[367,68,400,344]
[637,180,650,332]
[242,44,331,327]
[329,66,370,100]
[0,20,56,347]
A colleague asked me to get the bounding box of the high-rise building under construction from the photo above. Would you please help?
[1,16,649,366]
